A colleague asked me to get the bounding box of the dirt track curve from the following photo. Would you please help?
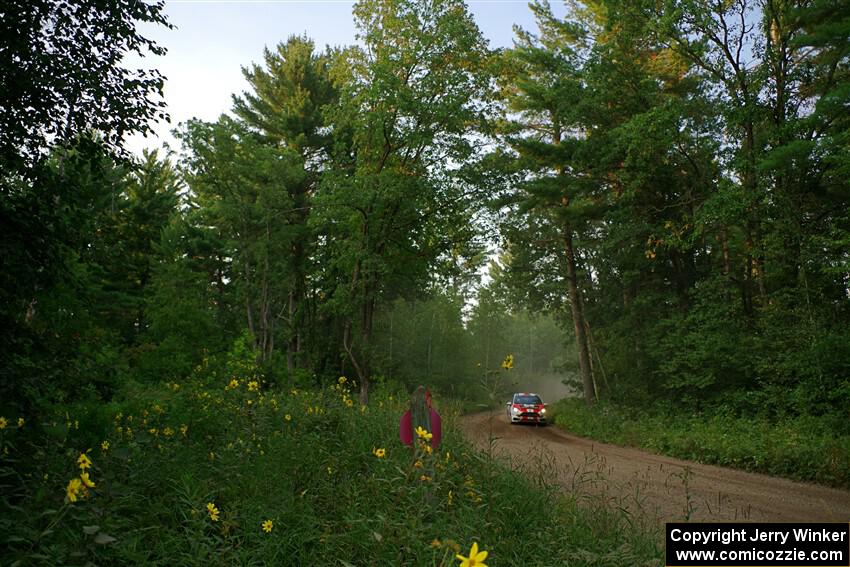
[459,411,850,526]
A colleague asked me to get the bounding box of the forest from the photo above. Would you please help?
[4,0,848,416]
[1,0,849,563]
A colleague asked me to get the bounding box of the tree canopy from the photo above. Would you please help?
[3,0,849,420]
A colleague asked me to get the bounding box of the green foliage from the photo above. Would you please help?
[178,116,309,364]
[553,398,850,488]
[1,140,182,409]
[486,0,850,421]
[139,255,224,381]
[657,276,755,400]
[0,0,170,171]
[233,35,337,153]
[0,378,661,565]
[1,0,172,414]
[308,0,494,400]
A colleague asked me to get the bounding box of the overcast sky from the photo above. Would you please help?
[124,0,557,156]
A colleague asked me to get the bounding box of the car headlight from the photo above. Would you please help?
[511,407,520,414]
[540,408,546,414]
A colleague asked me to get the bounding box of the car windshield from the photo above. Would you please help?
[514,395,542,405]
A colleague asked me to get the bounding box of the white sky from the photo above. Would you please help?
[124,0,560,156]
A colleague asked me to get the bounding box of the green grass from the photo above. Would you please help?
[1,367,662,566]
[551,398,850,489]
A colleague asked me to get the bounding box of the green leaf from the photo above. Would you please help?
[93,532,117,545]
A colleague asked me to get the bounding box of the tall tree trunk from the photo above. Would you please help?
[743,121,768,308]
[719,228,732,276]
[288,193,308,372]
[553,117,594,406]
[286,288,296,373]
[342,256,374,405]
[563,227,595,407]
[244,260,256,344]
[358,283,375,405]
[259,242,273,363]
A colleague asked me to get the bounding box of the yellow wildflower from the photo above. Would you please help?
[456,542,488,567]
[448,490,453,505]
[226,378,240,390]
[415,426,433,441]
[284,414,292,422]
[420,474,432,482]
[373,447,386,458]
[345,398,354,407]
[80,471,96,488]
[206,502,220,522]
[163,426,174,437]
[180,424,188,436]
[0,416,7,429]
[501,353,514,370]
[414,460,423,468]
[77,453,92,471]
[431,538,442,548]
[338,376,347,384]
[17,417,24,428]
[101,440,109,452]
[66,478,83,502]
[423,444,433,455]
[247,380,259,392]
[262,519,274,533]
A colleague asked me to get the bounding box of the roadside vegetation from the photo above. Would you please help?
[551,399,850,489]
[1,355,661,565]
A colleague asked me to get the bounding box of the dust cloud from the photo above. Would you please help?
[500,372,577,404]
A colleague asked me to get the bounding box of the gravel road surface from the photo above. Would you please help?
[459,411,850,525]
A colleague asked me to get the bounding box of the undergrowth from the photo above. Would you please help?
[0,359,661,566]
[551,398,850,489]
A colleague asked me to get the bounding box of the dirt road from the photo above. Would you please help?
[459,411,850,526]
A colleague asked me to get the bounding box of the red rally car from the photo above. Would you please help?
[506,392,547,425]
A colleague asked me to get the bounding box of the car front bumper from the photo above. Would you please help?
[509,413,547,423]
